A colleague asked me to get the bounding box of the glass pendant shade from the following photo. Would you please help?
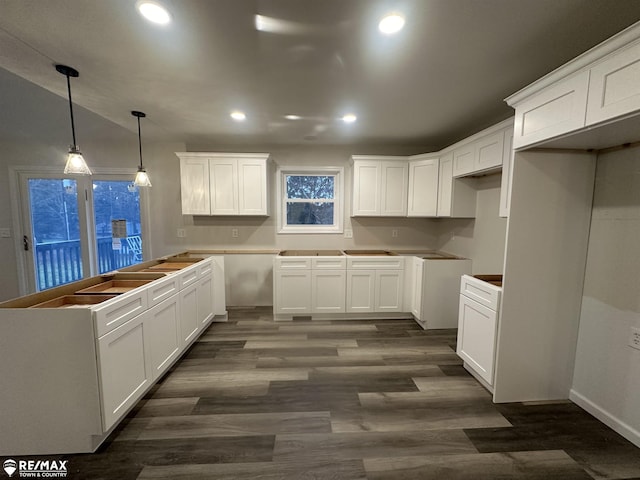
[134,167,152,187]
[64,146,92,175]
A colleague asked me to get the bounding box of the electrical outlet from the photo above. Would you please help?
[629,327,640,351]
[344,229,353,239]
[176,228,186,238]
[0,228,10,238]
[231,228,239,238]
[391,229,398,238]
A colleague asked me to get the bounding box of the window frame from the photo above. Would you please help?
[276,166,344,234]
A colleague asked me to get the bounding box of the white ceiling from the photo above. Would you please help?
[1,0,640,151]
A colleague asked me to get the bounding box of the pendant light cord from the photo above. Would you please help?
[137,115,143,168]
[65,74,77,146]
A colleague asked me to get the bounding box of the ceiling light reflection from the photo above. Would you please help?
[379,13,405,35]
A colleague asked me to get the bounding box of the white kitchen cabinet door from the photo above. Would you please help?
[179,157,211,215]
[209,158,238,215]
[274,270,312,315]
[145,294,181,381]
[375,270,404,312]
[346,270,375,313]
[380,161,408,216]
[453,143,475,177]
[96,314,150,431]
[499,129,514,217]
[476,130,504,172]
[352,160,381,216]
[198,273,214,327]
[512,71,590,149]
[311,270,346,313]
[586,41,640,126]
[407,158,439,217]
[237,158,268,215]
[411,258,424,319]
[437,152,453,217]
[437,152,476,218]
[457,295,498,385]
[179,283,199,346]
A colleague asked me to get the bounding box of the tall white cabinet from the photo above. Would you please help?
[177,152,269,216]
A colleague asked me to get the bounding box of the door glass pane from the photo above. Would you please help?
[93,180,143,273]
[28,178,83,291]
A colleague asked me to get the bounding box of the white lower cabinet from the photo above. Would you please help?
[312,270,346,313]
[457,292,499,386]
[374,270,403,312]
[274,270,312,314]
[179,283,199,346]
[346,270,376,313]
[411,258,424,318]
[96,315,150,431]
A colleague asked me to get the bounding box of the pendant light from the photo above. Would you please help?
[132,111,152,187]
[56,64,92,175]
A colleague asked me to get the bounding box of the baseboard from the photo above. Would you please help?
[570,389,640,448]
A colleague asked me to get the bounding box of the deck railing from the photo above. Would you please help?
[34,236,141,291]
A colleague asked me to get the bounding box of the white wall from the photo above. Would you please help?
[571,146,640,446]
[435,173,507,274]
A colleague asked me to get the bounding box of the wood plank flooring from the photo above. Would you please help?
[20,307,640,479]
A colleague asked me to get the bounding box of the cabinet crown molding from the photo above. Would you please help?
[175,152,270,160]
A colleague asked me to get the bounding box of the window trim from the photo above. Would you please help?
[276,166,344,234]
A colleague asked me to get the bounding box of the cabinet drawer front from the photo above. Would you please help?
[96,315,149,431]
[197,259,213,277]
[513,71,589,149]
[94,290,148,337]
[312,257,346,269]
[457,295,498,385]
[460,275,501,310]
[347,256,404,270]
[275,257,312,270]
[587,41,640,126]
[179,264,199,289]
[147,275,180,307]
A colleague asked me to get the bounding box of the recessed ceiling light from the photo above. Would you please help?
[285,115,301,120]
[136,1,171,25]
[342,114,357,124]
[230,111,247,121]
[378,13,405,35]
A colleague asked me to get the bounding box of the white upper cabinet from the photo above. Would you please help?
[453,129,506,177]
[507,22,640,149]
[511,71,590,150]
[179,157,211,215]
[407,156,439,217]
[352,156,408,217]
[176,152,269,216]
[499,129,514,217]
[586,41,640,126]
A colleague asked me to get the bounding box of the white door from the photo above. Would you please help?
[16,170,148,293]
[352,161,380,216]
[96,314,150,430]
[179,157,210,215]
[380,161,408,216]
[179,283,199,346]
[198,273,214,326]
[145,295,181,381]
[408,158,439,217]
[237,159,267,215]
[375,270,403,312]
[476,131,504,172]
[346,270,375,313]
[457,295,498,385]
[312,270,346,313]
[209,158,238,214]
[275,270,312,314]
[411,259,424,319]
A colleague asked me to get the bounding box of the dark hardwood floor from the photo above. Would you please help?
[33,308,640,478]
